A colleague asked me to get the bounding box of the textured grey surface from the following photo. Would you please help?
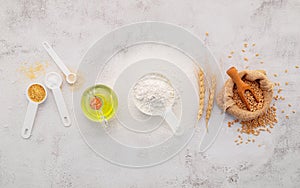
[0,0,300,187]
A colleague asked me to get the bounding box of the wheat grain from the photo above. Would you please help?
[205,75,216,130]
[195,67,205,120]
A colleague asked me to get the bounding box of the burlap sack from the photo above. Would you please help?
[217,70,274,121]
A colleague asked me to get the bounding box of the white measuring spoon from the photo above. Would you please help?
[42,41,77,84]
[21,83,47,139]
[45,72,71,127]
[132,73,184,136]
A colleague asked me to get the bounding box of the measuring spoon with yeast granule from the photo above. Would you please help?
[21,83,47,139]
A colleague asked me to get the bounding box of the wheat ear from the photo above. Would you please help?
[195,67,205,120]
[205,75,216,131]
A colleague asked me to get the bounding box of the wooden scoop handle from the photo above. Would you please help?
[226,67,246,87]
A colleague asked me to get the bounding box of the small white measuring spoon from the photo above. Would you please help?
[21,83,47,139]
[132,73,184,136]
[42,41,77,84]
[45,72,71,127]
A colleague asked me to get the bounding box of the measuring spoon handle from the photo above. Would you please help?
[42,41,71,76]
[53,88,71,127]
[164,107,184,136]
[21,102,38,139]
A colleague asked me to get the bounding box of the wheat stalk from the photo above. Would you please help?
[205,75,216,131]
[195,67,205,120]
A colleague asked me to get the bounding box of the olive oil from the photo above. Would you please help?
[81,85,118,122]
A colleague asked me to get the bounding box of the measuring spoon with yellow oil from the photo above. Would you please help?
[21,83,47,139]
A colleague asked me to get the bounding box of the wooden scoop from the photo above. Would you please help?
[226,67,259,111]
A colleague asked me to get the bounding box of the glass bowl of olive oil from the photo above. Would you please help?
[81,85,118,122]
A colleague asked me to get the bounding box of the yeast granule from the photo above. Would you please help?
[28,84,46,102]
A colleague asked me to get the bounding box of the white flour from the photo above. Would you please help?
[132,73,175,115]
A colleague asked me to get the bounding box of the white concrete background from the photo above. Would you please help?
[1,0,300,187]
